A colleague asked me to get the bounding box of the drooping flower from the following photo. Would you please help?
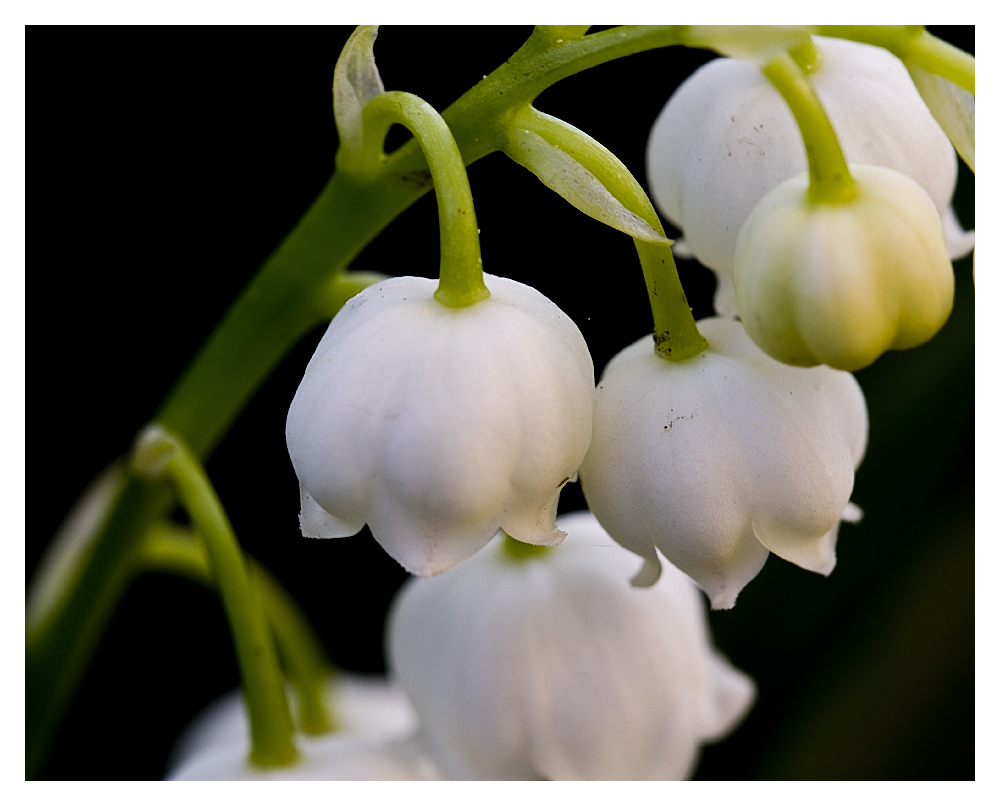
[286,273,594,577]
[733,164,954,371]
[167,674,442,780]
[646,35,973,316]
[579,317,867,609]
[387,511,755,780]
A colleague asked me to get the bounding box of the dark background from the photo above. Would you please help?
[31,26,974,779]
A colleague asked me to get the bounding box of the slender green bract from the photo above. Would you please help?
[131,425,298,768]
[507,106,707,361]
[763,50,857,205]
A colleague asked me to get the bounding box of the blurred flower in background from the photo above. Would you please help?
[387,512,755,780]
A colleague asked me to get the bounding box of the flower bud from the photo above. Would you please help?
[735,165,954,370]
[580,318,867,609]
[387,512,755,780]
[286,274,594,577]
[646,35,971,315]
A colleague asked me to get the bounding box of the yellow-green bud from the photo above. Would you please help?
[734,164,954,371]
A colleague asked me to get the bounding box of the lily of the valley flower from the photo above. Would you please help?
[168,674,442,780]
[580,318,868,609]
[387,512,755,780]
[646,35,972,317]
[286,274,594,577]
[734,164,954,371]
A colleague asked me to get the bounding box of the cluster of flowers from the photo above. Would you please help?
[170,34,972,780]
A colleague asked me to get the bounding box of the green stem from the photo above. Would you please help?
[812,26,974,94]
[132,425,297,768]
[762,51,856,205]
[532,26,592,44]
[357,91,488,308]
[136,523,336,735]
[155,170,421,459]
[511,106,707,361]
[28,25,708,772]
[249,562,336,735]
[907,29,975,94]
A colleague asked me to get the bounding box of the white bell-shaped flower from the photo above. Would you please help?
[286,274,594,577]
[647,35,971,316]
[168,674,442,780]
[387,512,755,780]
[734,165,954,371]
[579,318,868,610]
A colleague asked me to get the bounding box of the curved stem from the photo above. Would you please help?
[132,425,297,768]
[360,91,488,308]
[511,106,707,361]
[136,523,336,735]
[763,51,856,205]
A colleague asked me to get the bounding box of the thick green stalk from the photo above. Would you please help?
[155,171,422,459]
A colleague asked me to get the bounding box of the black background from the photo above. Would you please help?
[31,26,975,779]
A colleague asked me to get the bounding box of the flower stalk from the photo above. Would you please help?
[131,424,298,768]
[135,522,336,735]
[356,91,489,308]
[762,50,857,205]
[508,105,707,361]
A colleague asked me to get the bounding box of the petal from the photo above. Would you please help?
[943,205,975,261]
[753,518,838,576]
[299,487,360,538]
[699,650,757,743]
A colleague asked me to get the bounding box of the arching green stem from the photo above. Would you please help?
[131,425,298,768]
[358,91,489,308]
[509,106,707,361]
[763,51,856,205]
[136,522,336,735]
